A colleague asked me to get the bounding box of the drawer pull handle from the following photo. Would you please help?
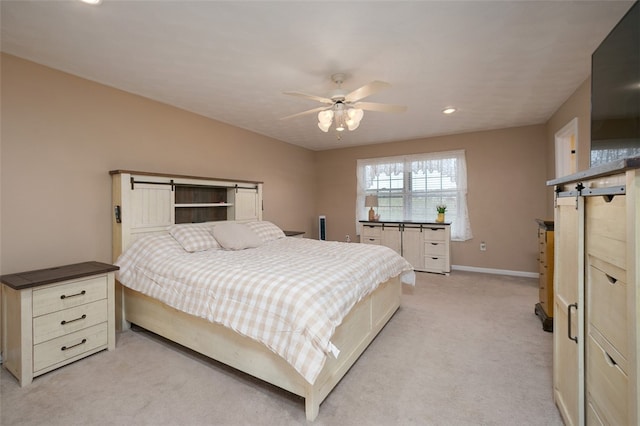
[60,290,86,300]
[604,351,618,367]
[61,338,87,351]
[431,243,438,246]
[567,303,578,343]
[605,274,617,285]
[368,238,376,241]
[431,257,438,260]
[61,314,87,326]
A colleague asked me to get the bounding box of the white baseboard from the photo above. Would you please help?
[451,265,538,279]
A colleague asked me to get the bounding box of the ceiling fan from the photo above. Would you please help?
[282,73,407,134]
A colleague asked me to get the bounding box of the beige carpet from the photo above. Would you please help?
[1,271,562,425]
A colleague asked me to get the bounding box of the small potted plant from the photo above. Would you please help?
[436,204,446,223]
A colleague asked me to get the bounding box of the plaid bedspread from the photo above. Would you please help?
[116,234,414,384]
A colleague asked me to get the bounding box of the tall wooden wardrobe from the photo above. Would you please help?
[548,157,639,425]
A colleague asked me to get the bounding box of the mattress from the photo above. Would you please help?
[116,231,414,384]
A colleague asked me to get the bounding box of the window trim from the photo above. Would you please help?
[356,149,473,241]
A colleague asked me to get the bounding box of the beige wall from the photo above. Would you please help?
[316,125,549,273]
[0,54,317,274]
[544,78,591,218]
[1,53,591,276]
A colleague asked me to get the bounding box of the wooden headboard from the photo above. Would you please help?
[110,170,263,262]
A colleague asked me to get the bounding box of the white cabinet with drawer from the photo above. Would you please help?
[549,160,639,426]
[361,224,382,245]
[360,221,451,274]
[1,262,118,386]
[422,226,450,274]
[585,191,632,426]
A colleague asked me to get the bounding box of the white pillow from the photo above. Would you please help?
[168,224,220,253]
[245,221,285,243]
[212,222,262,250]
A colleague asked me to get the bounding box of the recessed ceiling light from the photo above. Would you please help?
[81,0,102,5]
[442,107,457,115]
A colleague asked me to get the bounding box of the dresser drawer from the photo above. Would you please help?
[361,236,381,244]
[587,400,605,426]
[33,299,108,345]
[586,194,626,270]
[361,225,381,238]
[423,256,446,272]
[587,335,628,426]
[588,260,627,359]
[33,276,107,317]
[424,240,446,256]
[538,236,547,259]
[33,323,108,373]
[423,227,446,242]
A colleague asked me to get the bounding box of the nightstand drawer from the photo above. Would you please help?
[33,299,108,345]
[424,241,446,256]
[33,322,108,373]
[33,276,107,317]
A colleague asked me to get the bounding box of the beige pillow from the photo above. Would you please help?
[168,224,220,252]
[212,222,262,250]
[245,221,286,243]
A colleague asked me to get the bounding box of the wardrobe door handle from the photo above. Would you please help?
[567,303,578,343]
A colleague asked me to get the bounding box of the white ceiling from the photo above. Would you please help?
[1,0,635,151]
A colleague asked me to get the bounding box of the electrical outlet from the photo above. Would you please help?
[480,241,487,251]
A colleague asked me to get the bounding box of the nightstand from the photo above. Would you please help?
[1,261,119,386]
[284,230,305,238]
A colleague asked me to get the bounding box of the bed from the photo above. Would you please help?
[111,170,414,420]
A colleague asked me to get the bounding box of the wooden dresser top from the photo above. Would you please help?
[1,261,119,290]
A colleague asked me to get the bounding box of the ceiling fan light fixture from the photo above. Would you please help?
[318,121,331,132]
[345,108,363,131]
[284,74,405,139]
[318,109,334,124]
[318,110,333,132]
[346,120,360,131]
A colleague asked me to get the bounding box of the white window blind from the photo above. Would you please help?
[356,150,473,241]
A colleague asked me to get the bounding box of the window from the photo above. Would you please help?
[356,150,473,241]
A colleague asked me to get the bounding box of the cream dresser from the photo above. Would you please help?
[548,157,639,426]
[1,261,118,386]
[360,221,451,274]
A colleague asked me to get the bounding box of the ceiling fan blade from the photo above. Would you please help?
[283,91,334,104]
[344,81,391,103]
[353,102,407,113]
[281,106,331,120]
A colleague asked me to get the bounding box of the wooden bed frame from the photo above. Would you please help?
[110,170,403,420]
